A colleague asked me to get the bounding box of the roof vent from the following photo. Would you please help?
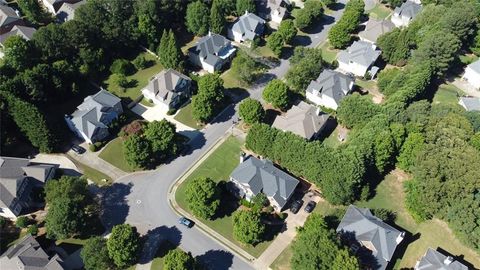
[444,256,454,266]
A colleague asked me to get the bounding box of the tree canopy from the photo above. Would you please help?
[239,98,265,124]
[163,249,196,270]
[192,74,225,123]
[262,79,290,110]
[107,224,141,268]
[233,209,265,245]
[81,237,114,270]
[186,1,210,36]
[185,177,220,220]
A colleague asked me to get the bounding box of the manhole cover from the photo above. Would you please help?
[136,200,142,204]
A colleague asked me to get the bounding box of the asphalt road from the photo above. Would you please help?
[98,2,347,269]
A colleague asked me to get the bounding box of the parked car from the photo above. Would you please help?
[71,145,86,154]
[290,199,303,214]
[179,217,193,228]
[304,201,316,213]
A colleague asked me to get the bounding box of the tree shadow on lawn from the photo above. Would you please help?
[96,182,132,231]
[197,249,234,270]
[329,2,346,11]
[212,183,240,220]
[139,226,182,264]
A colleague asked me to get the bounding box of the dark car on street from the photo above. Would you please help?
[304,201,316,213]
[290,199,303,214]
[179,217,193,228]
[71,145,86,154]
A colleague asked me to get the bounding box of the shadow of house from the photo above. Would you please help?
[97,182,132,230]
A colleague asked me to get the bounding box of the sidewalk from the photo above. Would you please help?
[168,131,256,263]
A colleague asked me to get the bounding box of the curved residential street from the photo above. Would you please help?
[97,1,347,269]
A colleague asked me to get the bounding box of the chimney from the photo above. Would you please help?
[316,107,321,116]
[245,10,248,15]
[208,30,212,36]
[396,231,405,244]
[240,152,246,163]
[444,256,454,266]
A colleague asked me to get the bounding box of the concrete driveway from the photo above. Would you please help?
[131,103,201,141]
[31,154,80,177]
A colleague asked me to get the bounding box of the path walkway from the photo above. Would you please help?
[67,145,127,180]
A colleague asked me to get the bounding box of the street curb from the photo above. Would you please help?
[166,133,256,263]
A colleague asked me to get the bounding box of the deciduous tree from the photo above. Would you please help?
[236,0,255,15]
[123,134,152,169]
[107,224,141,268]
[262,79,289,110]
[239,98,264,124]
[185,177,220,219]
[186,1,210,36]
[232,210,265,245]
[81,237,114,270]
[210,0,226,34]
[164,249,195,270]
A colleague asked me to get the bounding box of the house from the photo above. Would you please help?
[188,32,236,73]
[458,97,480,111]
[391,0,422,27]
[414,248,468,270]
[41,0,65,14]
[0,234,66,270]
[0,25,36,48]
[257,0,290,28]
[142,69,192,111]
[0,156,56,219]
[272,101,329,140]
[359,19,395,44]
[56,0,85,22]
[462,59,480,90]
[230,155,299,211]
[337,41,381,77]
[65,90,123,144]
[0,4,23,35]
[337,205,405,270]
[228,11,265,44]
[306,69,355,110]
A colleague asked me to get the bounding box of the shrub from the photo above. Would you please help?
[167,109,177,115]
[121,120,145,137]
[89,144,97,152]
[110,59,135,76]
[16,216,29,228]
[239,98,265,124]
[132,55,148,70]
[116,74,129,90]
[372,208,397,223]
[27,224,39,235]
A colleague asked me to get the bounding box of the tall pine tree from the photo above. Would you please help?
[210,0,225,34]
[158,30,184,71]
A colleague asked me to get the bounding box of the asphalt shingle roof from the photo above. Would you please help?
[416,248,468,270]
[144,69,191,105]
[337,41,381,68]
[459,97,480,111]
[467,59,480,73]
[232,12,265,40]
[394,0,422,20]
[0,25,36,46]
[189,33,231,66]
[306,69,354,104]
[359,19,395,43]
[0,4,20,27]
[230,156,299,209]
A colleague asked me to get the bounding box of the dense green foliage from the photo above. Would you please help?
[286,47,323,93]
[230,52,261,85]
[337,93,381,129]
[186,1,210,36]
[380,0,403,7]
[15,216,29,228]
[232,209,265,245]
[110,59,135,76]
[327,0,364,48]
[262,79,290,110]
[278,19,298,44]
[107,224,141,268]
[295,0,324,30]
[267,32,285,56]
[192,74,225,123]
[210,0,226,34]
[81,237,114,270]
[17,0,52,24]
[291,214,359,270]
[236,0,256,14]
[158,30,184,71]
[124,134,153,169]
[239,98,265,124]
[164,249,196,270]
[185,177,221,219]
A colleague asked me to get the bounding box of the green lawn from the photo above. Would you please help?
[173,102,204,130]
[175,136,280,257]
[319,41,338,64]
[103,52,163,102]
[355,79,376,91]
[253,45,277,58]
[67,157,112,185]
[270,243,293,270]
[98,137,137,172]
[433,84,465,106]
[367,3,392,20]
[221,69,243,89]
[322,128,343,148]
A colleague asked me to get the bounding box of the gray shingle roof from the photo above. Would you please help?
[459,97,480,111]
[359,19,395,43]
[467,59,480,73]
[337,205,404,270]
[189,33,231,66]
[56,0,85,21]
[416,248,468,270]
[70,90,122,141]
[394,0,422,20]
[0,234,65,270]
[0,25,36,46]
[337,41,381,68]
[0,4,20,27]
[232,11,265,40]
[230,156,299,209]
[144,69,191,105]
[272,101,329,140]
[306,69,354,104]
[257,0,290,19]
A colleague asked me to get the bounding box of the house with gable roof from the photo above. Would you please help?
[0,25,36,48]
[462,59,480,90]
[337,41,381,77]
[142,69,192,111]
[359,19,395,44]
[0,4,23,35]
[391,0,422,27]
[0,234,66,269]
[306,69,355,110]
[188,32,236,73]
[458,97,480,112]
[337,205,405,270]
[272,101,329,140]
[0,156,57,219]
[415,248,469,270]
[56,0,85,22]
[65,89,123,144]
[257,0,291,28]
[228,11,265,44]
[230,155,299,211]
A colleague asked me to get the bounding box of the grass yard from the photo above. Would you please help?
[367,3,392,20]
[270,243,293,270]
[322,128,343,148]
[103,52,163,102]
[66,157,112,185]
[253,45,277,58]
[221,69,243,89]
[433,84,465,106]
[181,36,200,54]
[173,102,204,130]
[99,137,137,172]
[319,41,338,64]
[175,136,280,257]
[355,79,376,91]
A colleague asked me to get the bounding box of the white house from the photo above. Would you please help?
[462,59,480,90]
[142,69,192,111]
[256,0,290,28]
[188,32,236,73]
[337,41,381,77]
[414,248,469,270]
[306,69,355,110]
[391,0,422,27]
[228,11,265,44]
